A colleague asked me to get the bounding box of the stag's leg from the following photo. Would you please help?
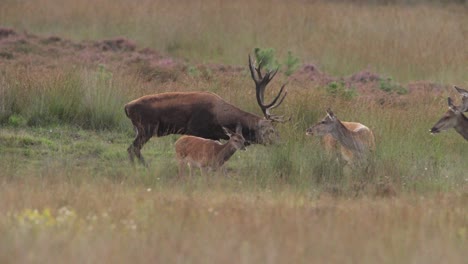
[127,126,152,166]
[127,127,138,164]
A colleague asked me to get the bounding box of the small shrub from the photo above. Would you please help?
[254,48,300,76]
[379,77,408,95]
[7,114,27,127]
[283,51,300,76]
[325,81,358,100]
[187,65,199,77]
[254,47,279,71]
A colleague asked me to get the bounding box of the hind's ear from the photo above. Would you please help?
[454,86,468,97]
[235,124,243,135]
[447,97,459,113]
[326,108,336,120]
[222,127,233,137]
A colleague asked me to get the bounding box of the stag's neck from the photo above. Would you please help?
[238,111,263,127]
[330,121,367,156]
[454,114,468,140]
[216,143,238,165]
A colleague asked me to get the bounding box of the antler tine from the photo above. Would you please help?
[248,54,260,85]
[262,84,288,122]
[248,53,288,121]
[249,54,268,113]
[267,113,290,123]
[256,59,264,79]
[266,68,278,83]
[249,54,279,89]
[262,83,287,110]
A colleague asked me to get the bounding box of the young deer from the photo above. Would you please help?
[306,109,375,167]
[175,125,246,177]
[430,97,468,141]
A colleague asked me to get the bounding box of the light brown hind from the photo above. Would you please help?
[430,97,468,141]
[306,109,375,168]
[175,126,246,177]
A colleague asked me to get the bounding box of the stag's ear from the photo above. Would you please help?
[454,86,468,97]
[447,97,459,113]
[326,108,336,120]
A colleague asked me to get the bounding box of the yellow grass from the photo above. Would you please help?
[0,176,466,264]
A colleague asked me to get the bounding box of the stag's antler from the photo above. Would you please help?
[248,54,289,122]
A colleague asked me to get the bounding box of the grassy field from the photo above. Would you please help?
[0,0,467,263]
[1,0,467,82]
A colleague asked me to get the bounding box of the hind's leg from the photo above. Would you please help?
[177,159,186,178]
[188,163,195,177]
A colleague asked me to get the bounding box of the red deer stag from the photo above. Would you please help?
[306,109,375,168]
[125,55,287,165]
[175,125,245,176]
[454,86,468,112]
[430,97,468,141]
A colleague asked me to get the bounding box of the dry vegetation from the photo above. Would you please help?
[0,0,467,263]
[1,0,467,82]
[0,178,466,264]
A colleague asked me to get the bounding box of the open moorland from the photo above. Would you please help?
[0,0,467,263]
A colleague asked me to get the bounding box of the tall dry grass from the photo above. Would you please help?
[0,66,136,129]
[0,175,466,264]
[1,0,467,82]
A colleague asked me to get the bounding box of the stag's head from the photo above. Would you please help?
[248,54,288,145]
[254,119,279,145]
[430,97,462,134]
[223,125,246,151]
[306,108,339,137]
